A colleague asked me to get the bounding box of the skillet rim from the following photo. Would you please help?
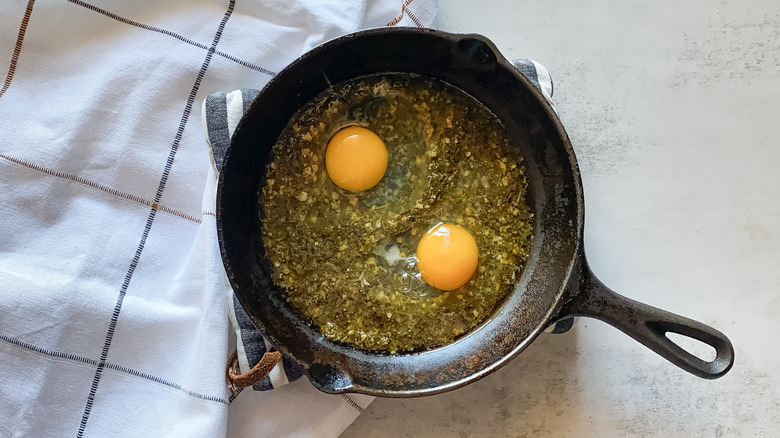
[216,27,586,397]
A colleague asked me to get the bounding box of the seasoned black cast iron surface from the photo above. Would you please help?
[217,28,734,397]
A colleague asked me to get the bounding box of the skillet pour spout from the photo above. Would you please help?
[217,27,735,397]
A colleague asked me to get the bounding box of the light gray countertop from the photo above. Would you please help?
[343,0,780,436]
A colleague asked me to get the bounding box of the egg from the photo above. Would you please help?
[416,223,479,291]
[325,126,388,192]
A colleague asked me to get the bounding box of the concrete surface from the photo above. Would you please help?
[342,0,780,436]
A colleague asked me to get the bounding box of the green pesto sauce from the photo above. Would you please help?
[260,74,533,353]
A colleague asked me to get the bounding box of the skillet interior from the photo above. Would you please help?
[217,28,583,396]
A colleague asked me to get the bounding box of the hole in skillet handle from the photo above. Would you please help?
[665,332,716,362]
[555,261,735,379]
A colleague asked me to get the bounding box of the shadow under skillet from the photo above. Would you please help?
[341,326,580,437]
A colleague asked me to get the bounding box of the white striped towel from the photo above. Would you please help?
[0,1,436,437]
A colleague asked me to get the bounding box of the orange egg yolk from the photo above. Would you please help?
[325,126,388,192]
[416,223,479,291]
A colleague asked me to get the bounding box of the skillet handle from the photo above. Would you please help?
[557,266,734,379]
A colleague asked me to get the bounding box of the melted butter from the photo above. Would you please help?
[260,74,533,353]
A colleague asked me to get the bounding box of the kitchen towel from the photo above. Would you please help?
[204,57,558,391]
[0,1,435,437]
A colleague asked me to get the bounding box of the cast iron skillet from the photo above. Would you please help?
[217,27,735,397]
